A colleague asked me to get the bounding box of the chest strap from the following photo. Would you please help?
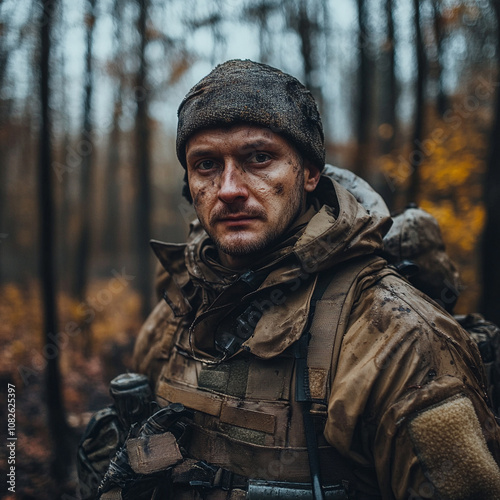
[304,256,387,403]
[295,256,387,500]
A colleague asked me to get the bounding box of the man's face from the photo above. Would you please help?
[185,124,320,269]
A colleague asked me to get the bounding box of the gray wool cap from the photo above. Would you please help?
[176,59,325,171]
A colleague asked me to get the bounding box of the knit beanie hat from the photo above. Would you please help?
[176,59,325,172]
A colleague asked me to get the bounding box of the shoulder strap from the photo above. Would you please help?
[293,256,385,500]
[306,255,387,403]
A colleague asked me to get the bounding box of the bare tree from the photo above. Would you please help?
[379,0,396,155]
[243,0,279,64]
[285,0,324,114]
[354,0,372,180]
[102,0,125,266]
[0,2,21,280]
[135,0,153,320]
[481,1,500,325]
[38,0,73,485]
[431,0,447,116]
[296,0,316,91]
[74,0,97,356]
[376,0,397,209]
[0,1,13,87]
[0,3,9,281]
[407,0,426,204]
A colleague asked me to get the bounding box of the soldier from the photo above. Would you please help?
[381,206,500,418]
[82,60,500,500]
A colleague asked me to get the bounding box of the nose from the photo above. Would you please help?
[218,162,248,204]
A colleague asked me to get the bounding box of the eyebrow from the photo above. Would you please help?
[239,140,274,151]
[186,138,277,162]
[186,148,216,159]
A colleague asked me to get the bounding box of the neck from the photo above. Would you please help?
[218,252,251,271]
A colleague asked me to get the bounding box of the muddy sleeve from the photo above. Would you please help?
[376,376,500,499]
[324,277,500,500]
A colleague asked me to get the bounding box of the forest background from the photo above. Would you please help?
[1,0,500,498]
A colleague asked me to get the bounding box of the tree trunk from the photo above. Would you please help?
[39,0,73,484]
[376,0,397,210]
[58,132,72,288]
[297,0,314,90]
[432,0,447,117]
[481,2,500,325]
[73,0,97,356]
[380,0,396,155]
[55,2,73,292]
[354,0,371,180]
[407,0,426,204]
[243,1,276,64]
[135,0,153,320]
[354,0,371,179]
[103,87,123,260]
[74,0,96,299]
[102,0,125,263]
[0,4,11,281]
[295,0,322,113]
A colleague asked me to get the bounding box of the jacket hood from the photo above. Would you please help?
[293,173,391,273]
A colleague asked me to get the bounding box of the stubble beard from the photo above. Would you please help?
[200,168,306,259]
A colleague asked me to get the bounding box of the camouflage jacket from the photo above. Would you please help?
[133,175,500,500]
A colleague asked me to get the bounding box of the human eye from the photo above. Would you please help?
[249,152,272,164]
[196,159,217,171]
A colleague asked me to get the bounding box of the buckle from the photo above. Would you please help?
[212,467,248,491]
[188,461,219,489]
[219,468,233,491]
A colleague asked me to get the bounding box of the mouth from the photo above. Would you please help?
[216,215,258,226]
[210,206,266,228]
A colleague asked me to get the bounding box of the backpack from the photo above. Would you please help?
[322,165,500,415]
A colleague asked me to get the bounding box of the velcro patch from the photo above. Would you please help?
[409,396,500,499]
[100,488,122,500]
[308,368,328,401]
[127,432,183,474]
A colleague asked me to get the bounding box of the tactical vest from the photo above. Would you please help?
[155,257,391,499]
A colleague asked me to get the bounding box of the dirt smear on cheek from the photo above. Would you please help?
[193,188,207,207]
[289,159,300,174]
[274,183,284,195]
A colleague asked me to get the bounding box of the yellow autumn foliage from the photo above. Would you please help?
[381,106,487,313]
[0,278,143,389]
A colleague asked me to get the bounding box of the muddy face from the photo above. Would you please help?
[186,124,320,269]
